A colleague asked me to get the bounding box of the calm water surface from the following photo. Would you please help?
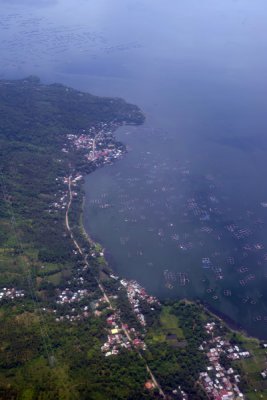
[2,0,267,337]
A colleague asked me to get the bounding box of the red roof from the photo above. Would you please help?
[144,381,154,390]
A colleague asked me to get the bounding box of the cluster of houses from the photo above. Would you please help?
[90,296,112,317]
[49,175,81,214]
[261,368,267,379]
[171,387,188,400]
[50,122,125,214]
[101,309,147,357]
[199,322,246,400]
[54,286,108,322]
[99,278,159,356]
[49,189,68,212]
[56,288,90,305]
[54,276,155,356]
[66,123,124,166]
[101,315,131,357]
[87,147,123,163]
[260,343,267,379]
[55,306,90,323]
[0,287,25,301]
[55,291,111,322]
[69,175,83,185]
[120,279,160,327]
[227,346,250,361]
[53,274,155,357]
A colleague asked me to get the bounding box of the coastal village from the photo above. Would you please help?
[48,122,125,215]
[17,118,117,223]
[46,139,267,397]
[54,273,158,355]
[199,321,247,400]
[57,124,158,353]
[2,116,267,397]
[100,279,159,356]
[24,124,267,395]
[120,278,160,327]
[1,117,267,398]
[65,122,125,165]
[2,1,267,398]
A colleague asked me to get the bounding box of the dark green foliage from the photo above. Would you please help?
[116,288,143,330]
[0,77,154,399]
[0,76,143,285]
[145,302,209,400]
[219,352,232,370]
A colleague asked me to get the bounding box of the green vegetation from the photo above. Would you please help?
[228,333,267,399]
[147,306,184,344]
[0,306,156,399]
[0,76,143,288]
[144,302,209,399]
[0,77,155,400]
[1,76,267,400]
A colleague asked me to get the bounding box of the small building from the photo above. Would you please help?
[144,381,155,390]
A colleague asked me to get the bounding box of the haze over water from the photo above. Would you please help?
[2,0,267,338]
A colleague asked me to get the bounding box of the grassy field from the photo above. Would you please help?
[245,391,267,400]
[225,332,267,399]
[147,306,185,344]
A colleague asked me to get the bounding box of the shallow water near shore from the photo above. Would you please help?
[2,0,267,338]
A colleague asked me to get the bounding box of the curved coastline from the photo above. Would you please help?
[80,158,266,342]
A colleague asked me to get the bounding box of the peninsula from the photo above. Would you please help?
[0,77,266,400]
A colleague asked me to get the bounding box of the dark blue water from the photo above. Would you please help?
[2,0,267,338]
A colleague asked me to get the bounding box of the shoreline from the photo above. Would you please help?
[80,193,114,276]
[80,176,266,342]
[80,195,95,247]
[75,122,265,343]
[201,301,261,341]
[67,169,167,398]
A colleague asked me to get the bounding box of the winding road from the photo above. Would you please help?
[65,175,166,398]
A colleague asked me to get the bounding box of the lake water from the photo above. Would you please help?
[2,0,267,338]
